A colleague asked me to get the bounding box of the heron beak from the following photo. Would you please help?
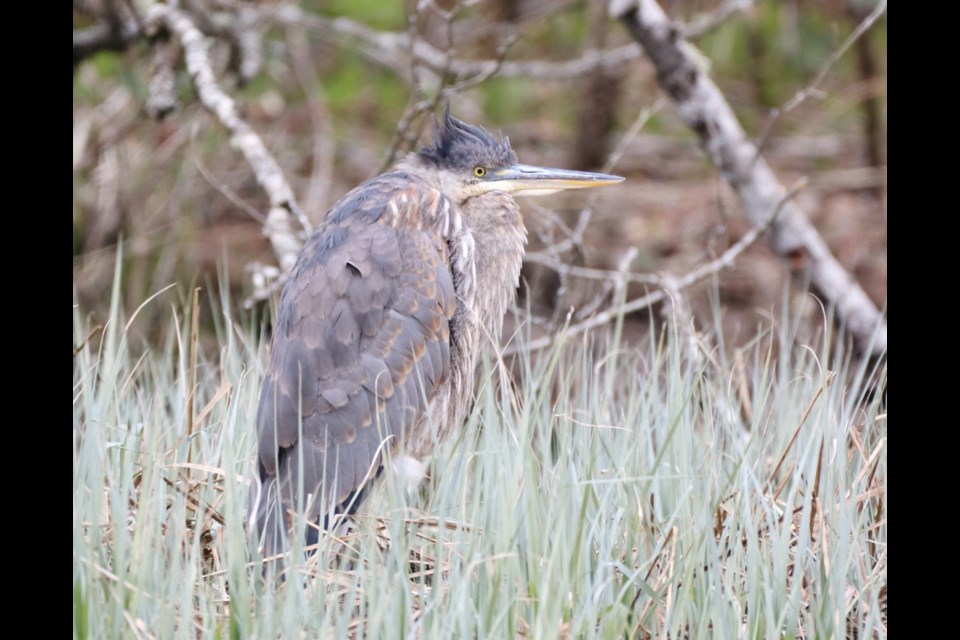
[488,164,625,196]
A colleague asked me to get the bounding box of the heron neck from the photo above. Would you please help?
[445,194,527,425]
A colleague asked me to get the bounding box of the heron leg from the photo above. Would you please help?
[307,464,386,548]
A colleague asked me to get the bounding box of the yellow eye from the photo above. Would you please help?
[473,167,486,177]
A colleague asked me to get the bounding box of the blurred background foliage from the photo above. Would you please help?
[72,0,886,351]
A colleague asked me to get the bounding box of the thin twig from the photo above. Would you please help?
[539,101,663,261]
[193,158,268,224]
[259,0,684,84]
[287,24,336,222]
[510,179,804,355]
[752,0,887,166]
[518,101,662,330]
[378,1,464,172]
[575,248,638,321]
[73,325,104,359]
[785,0,886,115]
[674,178,806,286]
[146,36,180,119]
[524,253,661,286]
[767,371,837,492]
[660,273,701,368]
[378,3,522,174]
[683,0,753,39]
[444,30,521,94]
[268,5,644,82]
[229,4,263,84]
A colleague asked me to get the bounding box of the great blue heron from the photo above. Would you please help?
[249,108,623,558]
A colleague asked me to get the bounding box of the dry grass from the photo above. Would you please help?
[73,261,886,638]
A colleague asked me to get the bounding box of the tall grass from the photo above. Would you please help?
[73,264,886,638]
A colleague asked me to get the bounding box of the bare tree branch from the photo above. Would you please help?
[74,2,732,85]
[377,0,464,173]
[535,100,663,262]
[193,158,267,225]
[75,1,263,82]
[610,0,887,357]
[229,4,263,84]
[524,252,660,286]
[660,273,702,368]
[73,19,141,67]
[683,0,753,39]
[377,25,520,174]
[677,179,806,285]
[146,37,180,119]
[268,5,643,82]
[287,24,336,225]
[509,179,805,355]
[518,100,663,332]
[425,40,643,81]
[260,1,746,84]
[146,4,307,286]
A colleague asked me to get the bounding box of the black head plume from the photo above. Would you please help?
[418,104,517,170]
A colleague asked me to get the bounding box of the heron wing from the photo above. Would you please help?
[252,175,456,546]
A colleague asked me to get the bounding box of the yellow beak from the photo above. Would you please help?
[487,164,625,196]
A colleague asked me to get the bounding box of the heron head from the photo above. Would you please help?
[417,106,624,202]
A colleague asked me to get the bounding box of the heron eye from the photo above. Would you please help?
[473,167,486,177]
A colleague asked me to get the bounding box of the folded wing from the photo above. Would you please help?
[250,175,456,555]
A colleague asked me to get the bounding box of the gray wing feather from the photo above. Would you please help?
[250,177,455,556]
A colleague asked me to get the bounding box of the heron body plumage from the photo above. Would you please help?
[249,109,622,559]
